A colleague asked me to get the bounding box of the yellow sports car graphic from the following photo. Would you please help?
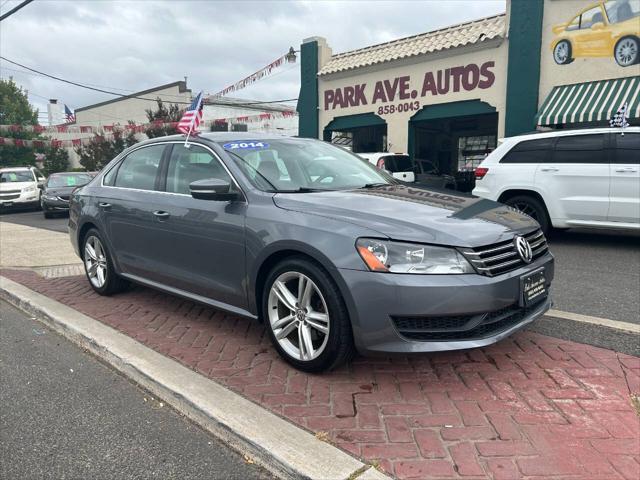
[551,0,640,67]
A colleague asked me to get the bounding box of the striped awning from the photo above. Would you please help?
[536,76,640,126]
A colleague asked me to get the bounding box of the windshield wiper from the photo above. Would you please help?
[358,183,390,189]
[271,187,333,193]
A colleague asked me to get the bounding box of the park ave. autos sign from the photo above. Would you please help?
[323,61,496,114]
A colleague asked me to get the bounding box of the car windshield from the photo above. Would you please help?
[47,173,92,188]
[0,171,34,183]
[221,138,395,192]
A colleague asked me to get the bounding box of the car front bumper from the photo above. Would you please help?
[42,197,70,211]
[0,190,40,208]
[339,253,554,355]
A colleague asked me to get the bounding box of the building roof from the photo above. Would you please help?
[75,81,191,113]
[318,13,506,76]
[204,96,296,113]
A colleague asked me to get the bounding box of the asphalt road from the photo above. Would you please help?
[0,300,274,480]
[0,208,68,233]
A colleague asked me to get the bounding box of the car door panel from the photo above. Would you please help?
[535,134,609,223]
[148,143,248,310]
[609,132,640,223]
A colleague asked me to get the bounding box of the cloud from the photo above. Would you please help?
[0,0,505,122]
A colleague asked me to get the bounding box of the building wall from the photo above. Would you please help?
[317,42,509,152]
[539,0,640,106]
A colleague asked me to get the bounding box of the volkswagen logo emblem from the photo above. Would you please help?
[514,236,533,263]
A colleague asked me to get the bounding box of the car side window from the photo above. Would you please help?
[166,144,235,195]
[566,15,580,31]
[580,6,604,28]
[500,138,555,164]
[553,134,606,164]
[114,145,165,190]
[613,133,640,164]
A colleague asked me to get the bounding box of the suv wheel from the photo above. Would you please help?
[262,257,355,372]
[82,228,129,295]
[614,36,639,67]
[553,40,573,65]
[505,195,550,235]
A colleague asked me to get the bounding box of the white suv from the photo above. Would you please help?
[358,153,416,182]
[0,166,45,210]
[473,127,640,234]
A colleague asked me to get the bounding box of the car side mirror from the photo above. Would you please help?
[591,22,605,30]
[189,178,237,201]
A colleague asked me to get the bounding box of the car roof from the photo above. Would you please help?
[134,132,293,148]
[0,166,33,172]
[507,127,640,144]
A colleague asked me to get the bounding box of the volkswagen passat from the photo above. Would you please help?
[69,134,554,372]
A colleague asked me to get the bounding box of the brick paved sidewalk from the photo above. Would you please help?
[3,269,639,480]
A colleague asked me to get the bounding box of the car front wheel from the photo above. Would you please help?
[553,40,573,65]
[263,257,355,372]
[82,228,129,295]
[614,36,639,67]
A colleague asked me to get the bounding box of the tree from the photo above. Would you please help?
[40,146,70,176]
[0,78,40,167]
[75,129,137,171]
[144,98,183,138]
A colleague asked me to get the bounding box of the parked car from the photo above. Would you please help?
[40,171,95,218]
[358,152,416,182]
[69,134,554,372]
[551,0,640,67]
[473,127,640,234]
[0,166,45,211]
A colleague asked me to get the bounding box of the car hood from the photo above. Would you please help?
[0,181,33,192]
[43,186,78,196]
[273,185,539,247]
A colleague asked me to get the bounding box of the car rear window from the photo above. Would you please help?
[613,132,639,164]
[500,138,555,164]
[382,155,412,172]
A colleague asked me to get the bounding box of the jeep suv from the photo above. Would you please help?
[473,127,640,233]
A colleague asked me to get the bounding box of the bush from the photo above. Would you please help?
[75,129,138,171]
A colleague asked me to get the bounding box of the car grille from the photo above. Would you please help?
[392,301,544,342]
[462,229,549,277]
[0,194,20,200]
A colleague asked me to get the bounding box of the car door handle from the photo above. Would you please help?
[540,167,559,172]
[615,167,637,173]
[153,210,170,220]
[98,202,112,210]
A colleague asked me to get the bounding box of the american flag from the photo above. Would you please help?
[64,104,75,123]
[177,91,204,135]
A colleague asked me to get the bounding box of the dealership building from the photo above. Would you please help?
[297,0,639,181]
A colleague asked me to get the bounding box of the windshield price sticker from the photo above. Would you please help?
[223,141,269,150]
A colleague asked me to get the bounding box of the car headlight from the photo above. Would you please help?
[42,194,57,200]
[356,238,474,274]
[22,185,36,193]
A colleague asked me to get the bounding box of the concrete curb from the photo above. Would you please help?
[0,276,391,480]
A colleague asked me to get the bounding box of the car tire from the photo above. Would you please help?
[262,257,355,372]
[82,228,129,296]
[553,40,573,65]
[505,195,551,235]
[614,36,639,67]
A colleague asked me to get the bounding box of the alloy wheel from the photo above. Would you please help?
[554,41,569,64]
[84,235,108,288]
[615,38,638,67]
[267,271,330,362]
[511,202,538,220]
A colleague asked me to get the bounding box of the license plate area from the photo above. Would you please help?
[520,268,547,307]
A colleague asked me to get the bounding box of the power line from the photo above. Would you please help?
[1,56,298,107]
[0,0,33,22]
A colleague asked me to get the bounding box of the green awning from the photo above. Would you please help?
[536,77,640,126]
[324,113,385,131]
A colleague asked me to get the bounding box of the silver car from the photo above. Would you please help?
[69,133,554,372]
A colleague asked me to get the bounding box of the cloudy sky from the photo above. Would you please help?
[1,0,505,124]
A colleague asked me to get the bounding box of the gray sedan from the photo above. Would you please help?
[69,133,554,372]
